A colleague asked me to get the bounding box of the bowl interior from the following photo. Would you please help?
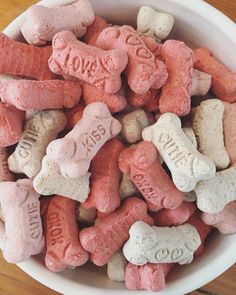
[3,0,236,294]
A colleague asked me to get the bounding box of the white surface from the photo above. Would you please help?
[2,0,236,294]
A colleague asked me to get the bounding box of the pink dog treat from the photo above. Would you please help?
[153,202,196,226]
[0,103,25,147]
[49,31,128,94]
[83,15,109,45]
[0,80,82,111]
[47,102,121,178]
[223,102,236,164]
[65,103,85,129]
[0,148,14,181]
[82,83,127,113]
[201,201,236,234]
[127,88,159,112]
[191,69,212,96]
[0,33,54,80]
[125,263,174,291]
[0,179,44,263]
[118,141,184,212]
[21,0,95,46]
[79,197,153,266]
[142,36,163,59]
[159,40,193,116]
[83,139,124,213]
[43,195,89,272]
[194,48,236,102]
[96,25,168,94]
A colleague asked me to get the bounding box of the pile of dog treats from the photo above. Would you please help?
[0,0,236,291]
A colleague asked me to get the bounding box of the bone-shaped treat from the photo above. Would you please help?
[96,25,168,94]
[8,110,66,178]
[201,201,236,234]
[0,103,25,148]
[123,221,201,265]
[119,173,139,199]
[82,139,124,213]
[0,33,54,80]
[107,251,128,282]
[127,88,160,112]
[43,195,89,272]
[46,102,121,179]
[83,15,108,45]
[0,80,82,111]
[82,82,127,113]
[137,6,174,42]
[223,102,236,164]
[33,156,90,202]
[49,31,128,94]
[0,179,44,263]
[0,148,14,181]
[194,165,236,213]
[141,36,163,59]
[159,40,193,117]
[194,48,236,102]
[118,141,184,211]
[125,263,174,291]
[142,113,216,192]
[21,0,95,46]
[79,197,153,266]
[193,99,229,170]
[191,69,212,96]
[76,206,96,224]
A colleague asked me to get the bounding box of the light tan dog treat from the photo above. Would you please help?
[107,251,128,282]
[193,99,230,170]
[137,6,174,42]
[191,69,212,96]
[33,156,90,202]
[182,128,197,148]
[123,221,201,265]
[119,173,139,199]
[142,113,216,192]
[195,165,236,213]
[184,191,197,203]
[76,206,96,224]
[8,110,67,178]
[0,148,14,182]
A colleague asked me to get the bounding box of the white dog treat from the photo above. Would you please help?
[8,110,66,178]
[21,0,95,45]
[184,191,197,203]
[195,165,236,213]
[191,69,212,96]
[0,148,14,182]
[107,251,128,282]
[0,219,4,250]
[142,113,216,192]
[182,128,197,148]
[137,6,174,42]
[76,206,96,224]
[33,156,90,202]
[119,173,139,199]
[123,221,201,265]
[193,99,230,170]
[120,110,149,144]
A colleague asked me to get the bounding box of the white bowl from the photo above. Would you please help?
[3,0,236,294]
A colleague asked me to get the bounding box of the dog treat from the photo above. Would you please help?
[83,15,108,45]
[123,221,201,265]
[137,6,174,42]
[0,33,54,80]
[0,148,14,181]
[153,202,196,226]
[82,139,124,213]
[43,195,89,272]
[223,102,236,164]
[46,102,121,179]
[142,113,216,192]
[191,69,212,96]
[79,197,153,266]
[182,128,197,148]
[76,206,96,224]
[0,80,82,111]
[194,165,236,213]
[119,173,139,199]
[127,88,159,112]
[82,83,127,113]
[49,31,128,94]
[33,156,90,202]
[107,251,127,282]
[0,103,24,148]
[96,25,168,94]
[184,191,197,202]
[125,263,174,291]
[65,103,85,130]
[8,110,66,178]
[159,40,193,116]
[201,201,236,234]
[0,179,44,263]
[118,141,184,211]
[194,48,236,102]
[21,0,95,46]
[193,99,230,170]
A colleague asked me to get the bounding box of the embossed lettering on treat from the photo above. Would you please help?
[27,201,41,239]
[123,221,201,265]
[47,212,63,246]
